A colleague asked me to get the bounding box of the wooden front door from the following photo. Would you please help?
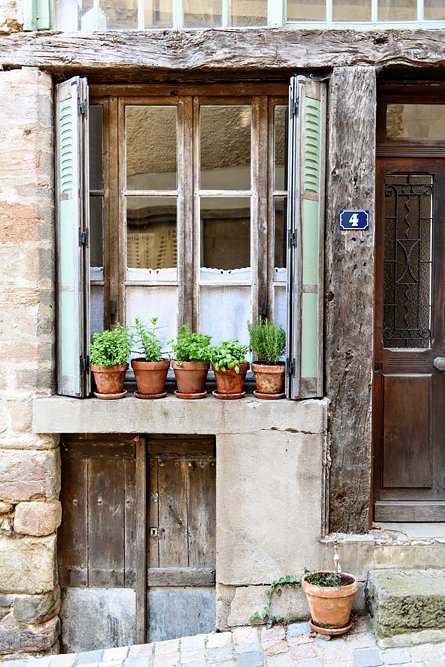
[374,158,445,522]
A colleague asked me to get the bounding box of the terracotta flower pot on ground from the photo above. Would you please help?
[302,571,357,635]
[91,363,128,398]
[213,362,249,398]
[131,358,170,398]
[252,362,285,397]
[172,360,210,397]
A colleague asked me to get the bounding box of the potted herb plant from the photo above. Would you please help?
[210,340,250,400]
[90,324,132,399]
[301,568,358,636]
[131,317,170,399]
[169,324,211,399]
[248,318,286,399]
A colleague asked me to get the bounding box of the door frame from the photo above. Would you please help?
[373,84,445,522]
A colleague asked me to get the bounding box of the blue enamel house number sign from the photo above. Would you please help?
[339,209,369,230]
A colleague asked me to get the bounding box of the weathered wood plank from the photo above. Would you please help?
[158,459,188,567]
[188,461,216,569]
[2,30,445,73]
[135,437,147,645]
[88,456,126,586]
[147,567,215,586]
[324,66,376,534]
[148,458,160,569]
[59,453,88,587]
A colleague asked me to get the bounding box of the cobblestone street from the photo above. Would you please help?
[6,617,445,667]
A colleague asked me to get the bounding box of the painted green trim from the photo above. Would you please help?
[303,98,321,195]
[302,199,320,286]
[61,291,76,376]
[24,0,52,29]
[301,293,318,379]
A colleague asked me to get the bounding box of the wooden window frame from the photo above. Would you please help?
[90,83,288,334]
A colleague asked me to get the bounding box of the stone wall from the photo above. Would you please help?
[0,67,60,657]
[0,0,22,31]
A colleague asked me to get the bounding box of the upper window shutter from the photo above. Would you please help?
[23,0,52,29]
[56,77,90,397]
[286,76,326,400]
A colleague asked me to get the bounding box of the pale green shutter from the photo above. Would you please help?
[23,0,52,29]
[56,77,90,397]
[286,76,326,399]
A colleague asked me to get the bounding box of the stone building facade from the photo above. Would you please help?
[0,0,445,657]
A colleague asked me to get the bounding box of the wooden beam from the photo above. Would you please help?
[324,66,376,534]
[1,30,445,73]
[135,436,147,644]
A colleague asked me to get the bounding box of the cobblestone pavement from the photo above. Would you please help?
[5,617,445,667]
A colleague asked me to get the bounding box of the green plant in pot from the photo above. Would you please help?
[210,340,250,400]
[131,317,170,399]
[90,324,132,399]
[248,318,286,399]
[168,324,211,399]
[301,567,358,636]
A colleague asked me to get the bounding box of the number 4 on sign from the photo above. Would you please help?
[348,213,359,227]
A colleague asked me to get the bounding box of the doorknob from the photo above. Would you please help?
[433,357,445,372]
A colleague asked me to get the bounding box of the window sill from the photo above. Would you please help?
[32,393,328,435]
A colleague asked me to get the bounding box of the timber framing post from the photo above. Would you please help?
[325,66,377,534]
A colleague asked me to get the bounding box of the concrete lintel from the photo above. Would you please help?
[32,395,328,435]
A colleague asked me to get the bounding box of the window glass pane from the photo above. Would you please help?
[333,0,371,21]
[89,105,103,191]
[200,197,250,271]
[90,286,104,335]
[199,286,250,345]
[101,0,138,28]
[273,285,286,333]
[126,196,177,270]
[274,106,287,191]
[144,0,173,26]
[386,105,445,141]
[90,197,104,267]
[378,0,416,20]
[287,0,325,21]
[126,286,177,349]
[200,106,251,190]
[425,0,445,19]
[383,175,432,348]
[184,0,222,26]
[274,197,286,269]
[229,0,267,25]
[126,106,177,191]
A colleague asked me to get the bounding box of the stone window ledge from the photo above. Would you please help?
[32,395,328,435]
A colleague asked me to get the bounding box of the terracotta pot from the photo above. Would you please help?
[131,358,170,395]
[91,363,128,396]
[252,362,285,394]
[172,360,210,395]
[302,571,357,631]
[213,363,249,395]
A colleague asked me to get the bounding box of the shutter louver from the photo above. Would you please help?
[286,76,326,399]
[56,77,90,397]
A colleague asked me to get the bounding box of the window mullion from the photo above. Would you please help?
[178,96,193,327]
[192,96,200,331]
[117,97,126,326]
[253,97,268,324]
[267,0,284,27]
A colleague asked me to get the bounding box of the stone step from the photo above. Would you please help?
[366,568,445,648]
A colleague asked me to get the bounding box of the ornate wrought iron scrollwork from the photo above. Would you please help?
[383,175,433,349]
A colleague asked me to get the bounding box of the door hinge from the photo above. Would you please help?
[79,229,88,246]
[288,230,298,247]
[78,100,87,116]
[290,98,299,117]
[374,362,383,373]
[286,358,295,376]
[80,356,90,374]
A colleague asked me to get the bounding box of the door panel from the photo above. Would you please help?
[382,374,432,488]
[374,158,445,521]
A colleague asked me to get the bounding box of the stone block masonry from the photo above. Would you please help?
[0,67,60,657]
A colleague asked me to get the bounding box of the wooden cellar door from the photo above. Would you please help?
[59,434,216,652]
[374,159,445,521]
[147,436,216,642]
